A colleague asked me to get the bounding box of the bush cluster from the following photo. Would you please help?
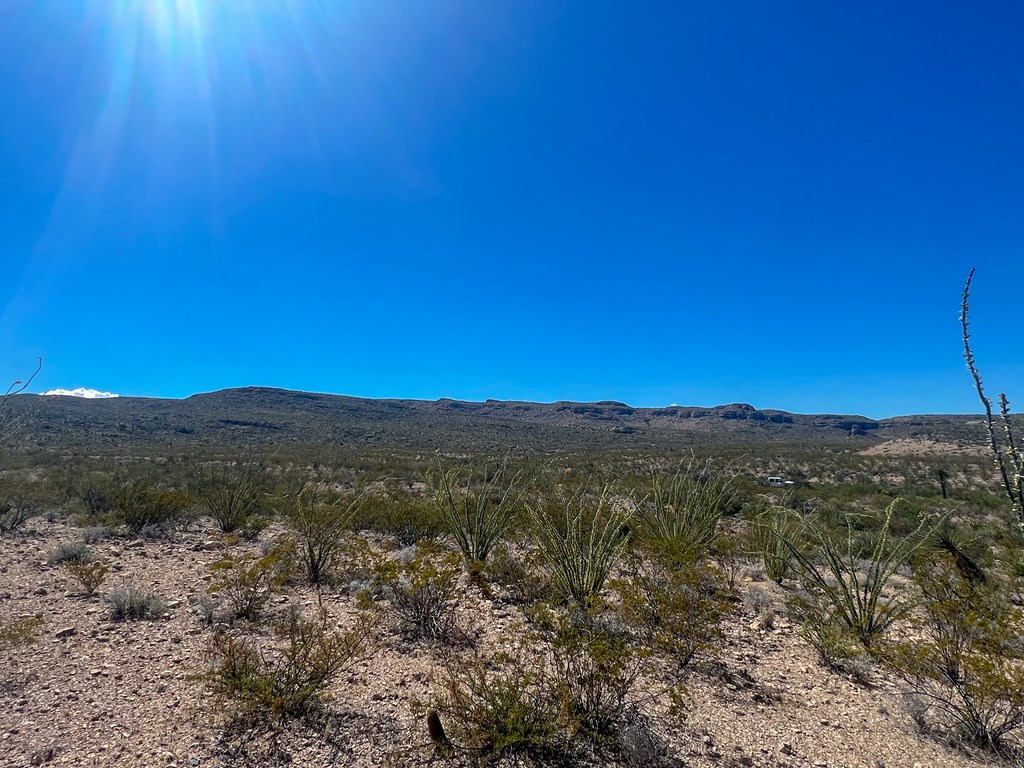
[110,477,193,535]
[282,485,363,585]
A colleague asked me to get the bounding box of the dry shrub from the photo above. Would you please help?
[207,545,292,622]
[205,607,372,719]
[382,540,463,642]
[0,495,38,534]
[106,584,168,621]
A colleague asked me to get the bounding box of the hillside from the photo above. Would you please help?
[2,387,992,455]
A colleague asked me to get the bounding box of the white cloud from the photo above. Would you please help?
[42,388,120,399]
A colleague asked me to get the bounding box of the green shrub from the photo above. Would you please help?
[204,607,372,718]
[0,615,43,647]
[207,545,292,622]
[530,485,631,605]
[753,506,802,584]
[615,547,729,671]
[64,559,109,596]
[547,608,643,741]
[433,461,524,565]
[106,584,168,620]
[80,481,115,519]
[793,596,872,680]
[781,499,939,646]
[434,644,561,761]
[328,533,395,604]
[877,558,1024,754]
[352,490,446,546]
[485,542,551,605]
[110,477,192,535]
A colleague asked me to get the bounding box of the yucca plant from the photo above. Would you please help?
[432,461,524,565]
[780,499,940,646]
[530,485,632,605]
[635,457,736,556]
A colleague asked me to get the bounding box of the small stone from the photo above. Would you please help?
[54,627,76,639]
[779,741,794,756]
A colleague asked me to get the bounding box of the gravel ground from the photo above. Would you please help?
[0,517,1005,768]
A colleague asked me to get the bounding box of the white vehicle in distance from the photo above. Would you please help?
[766,476,795,488]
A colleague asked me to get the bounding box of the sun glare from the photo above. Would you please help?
[137,0,203,41]
[38,0,354,252]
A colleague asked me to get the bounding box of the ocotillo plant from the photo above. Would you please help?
[961,269,1023,526]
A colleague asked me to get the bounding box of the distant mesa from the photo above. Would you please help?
[42,388,119,399]
[2,384,984,453]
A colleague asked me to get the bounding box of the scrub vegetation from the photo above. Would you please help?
[3,283,1024,766]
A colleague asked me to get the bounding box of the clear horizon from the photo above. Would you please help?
[3,2,1022,421]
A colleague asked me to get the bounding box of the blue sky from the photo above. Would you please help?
[1,1,1022,418]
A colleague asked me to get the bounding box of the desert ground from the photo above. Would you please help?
[1,512,1004,768]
